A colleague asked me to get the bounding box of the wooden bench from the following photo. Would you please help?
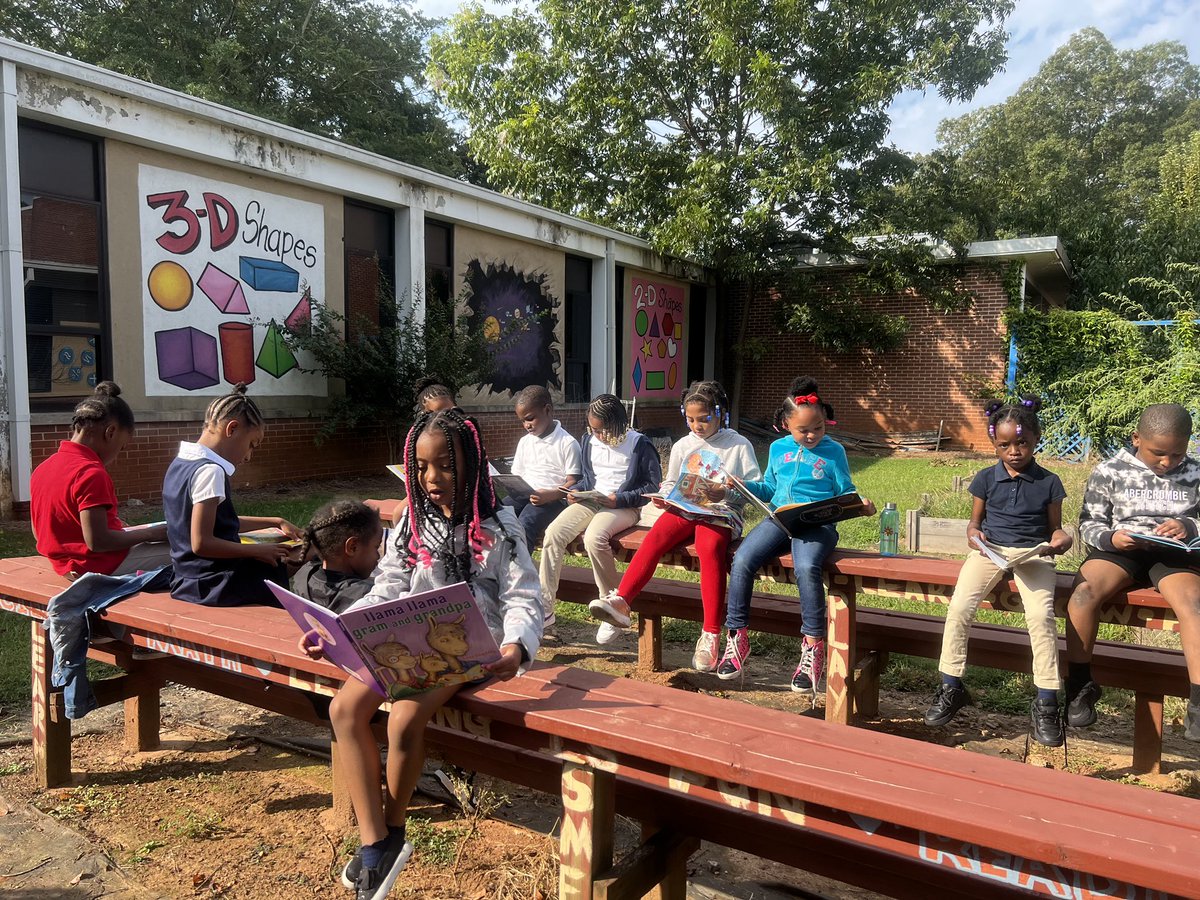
[1,554,1197,900]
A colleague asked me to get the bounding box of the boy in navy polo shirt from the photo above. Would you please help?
[924,397,1073,746]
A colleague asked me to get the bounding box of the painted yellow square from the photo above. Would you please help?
[673,324,682,339]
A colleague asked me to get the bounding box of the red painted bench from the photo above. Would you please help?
[1,554,1197,899]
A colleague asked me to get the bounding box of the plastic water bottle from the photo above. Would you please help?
[879,502,900,557]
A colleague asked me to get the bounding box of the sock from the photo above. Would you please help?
[941,673,964,690]
[1036,688,1058,704]
[1190,684,1200,707]
[360,835,389,869]
[1067,662,1091,692]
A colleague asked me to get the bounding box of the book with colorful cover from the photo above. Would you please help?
[239,527,300,547]
[1128,532,1200,553]
[724,473,869,536]
[268,581,501,699]
[386,464,406,483]
[648,450,736,522]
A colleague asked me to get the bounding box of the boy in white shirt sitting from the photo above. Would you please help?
[509,386,582,553]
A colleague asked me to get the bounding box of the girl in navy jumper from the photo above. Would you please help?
[162,385,301,606]
[539,394,661,628]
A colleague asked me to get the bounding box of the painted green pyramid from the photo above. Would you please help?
[255,320,298,378]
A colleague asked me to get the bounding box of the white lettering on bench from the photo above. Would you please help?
[918,831,1164,899]
[144,637,244,674]
[0,597,36,617]
[668,766,805,826]
[431,706,491,739]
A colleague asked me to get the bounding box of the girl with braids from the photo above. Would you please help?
[925,395,1072,746]
[292,500,383,614]
[162,384,301,607]
[413,375,459,414]
[31,381,170,578]
[304,407,541,900]
[716,377,876,694]
[591,381,760,669]
[540,393,661,631]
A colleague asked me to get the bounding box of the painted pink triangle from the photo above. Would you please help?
[222,283,250,315]
[285,295,311,330]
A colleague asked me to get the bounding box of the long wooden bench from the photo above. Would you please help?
[3,555,1199,899]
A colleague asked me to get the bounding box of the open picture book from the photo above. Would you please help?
[240,527,300,547]
[647,449,737,522]
[972,536,1052,570]
[269,581,501,700]
[1128,532,1200,554]
[724,473,869,537]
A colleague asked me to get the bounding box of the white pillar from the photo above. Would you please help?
[395,205,425,326]
[591,239,616,398]
[0,61,31,511]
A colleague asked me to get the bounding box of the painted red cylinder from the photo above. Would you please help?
[219,322,256,385]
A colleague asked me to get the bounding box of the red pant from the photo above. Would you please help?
[617,510,731,633]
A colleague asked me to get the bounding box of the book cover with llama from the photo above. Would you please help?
[270,581,502,699]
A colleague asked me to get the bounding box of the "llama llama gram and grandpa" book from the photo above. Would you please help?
[269,581,502,700]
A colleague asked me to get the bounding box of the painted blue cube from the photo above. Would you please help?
[239,256,299,293]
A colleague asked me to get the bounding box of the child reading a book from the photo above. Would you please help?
[1066,403,1200,741]
[923,397,1072,746]
[541,394,661,630]
[163,385,301,606]
[302,407,542,900]
[507,385,582,563]
[293,500,383,614]
[589,381,760,668]
[31,382,170,579]
[715,377,874,693]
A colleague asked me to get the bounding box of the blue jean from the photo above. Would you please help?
[506,496,567,549]
[724,521,838,638]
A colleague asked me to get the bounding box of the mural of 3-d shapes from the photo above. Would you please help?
[147,260,194,311]
[198,263,250,314]
[256,320,298,378]
[629,276,685,398]
[218,322,255,385]
[155,327,219,390]
[241,256,299,292]
[285,287,312,331]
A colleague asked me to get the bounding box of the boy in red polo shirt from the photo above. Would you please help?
[31,382,168,578]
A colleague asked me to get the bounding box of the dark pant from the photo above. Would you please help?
[506,496,567,549]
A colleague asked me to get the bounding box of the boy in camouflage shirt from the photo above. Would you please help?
[1066,403,1200,740]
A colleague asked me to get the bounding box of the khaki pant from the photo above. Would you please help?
[538,502,641,617]
[938,547,1061,690]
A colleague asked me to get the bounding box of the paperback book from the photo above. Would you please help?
[240,527,300,547]
[724,473,869,537]
[269,581,501,699]
[972,536,1052,570]
[1128,532,1200,553]
[488,462,535,501]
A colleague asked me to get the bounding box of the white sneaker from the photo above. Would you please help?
[596,622,625,645]
[589,591,631,628]
[692,631,720,671]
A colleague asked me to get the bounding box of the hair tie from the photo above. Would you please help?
[794,393,819,405]
[1022,399,1035,408]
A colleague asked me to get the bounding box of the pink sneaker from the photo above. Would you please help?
[791,638,826,695]
[715,629,751,681]
[692,631,720,672]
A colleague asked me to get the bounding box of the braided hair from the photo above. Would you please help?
[782,376,836,425]
[72,381,134,434]
[301,500,380,562]
[204,383,264,429]
[984,395,1042,440]
[414,376,457,413]
[399,407,500,582]
[587,393,628,447]
[680,380,730,428]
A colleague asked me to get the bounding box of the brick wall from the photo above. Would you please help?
[726,262,1009,451]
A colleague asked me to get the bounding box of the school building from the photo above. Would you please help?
[0,38,1071,516]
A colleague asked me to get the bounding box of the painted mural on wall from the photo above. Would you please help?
[464,259,561,395]
[138,164,326,397]
[627,273,686,399]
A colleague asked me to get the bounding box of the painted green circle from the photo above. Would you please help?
[635,309,649,336]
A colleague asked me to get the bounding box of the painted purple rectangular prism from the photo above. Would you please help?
[155,327,219,390]
[240,256,299,292]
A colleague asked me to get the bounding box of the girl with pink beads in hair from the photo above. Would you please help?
[302,407,542,900]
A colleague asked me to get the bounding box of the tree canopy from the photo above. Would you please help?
[430,0,1014,276]
[2,0,466,175]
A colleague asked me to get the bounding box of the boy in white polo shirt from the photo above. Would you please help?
[509,386,582,556]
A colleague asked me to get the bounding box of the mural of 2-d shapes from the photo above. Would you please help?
[629,275,686,398]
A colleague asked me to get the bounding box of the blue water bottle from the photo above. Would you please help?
[879,502,900,557]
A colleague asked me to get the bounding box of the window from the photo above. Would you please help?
[687,284,708,386]
[424,220,454,331]
[344,200,395,339]
[19,121,107,406]
[564,255,592,403]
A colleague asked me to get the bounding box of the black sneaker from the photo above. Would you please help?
[1065,680,1102,727]
[355,830,412,900]
[1030,697,1064,747]
[1185,701,1200,742]
[924,683,971,727]
[341,850,361,890]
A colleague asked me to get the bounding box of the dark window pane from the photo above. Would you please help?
[27,335,51,393]
[564,255,592,403]
[424,221,452,269]
[20,196,101,268]
[18,122,99,201]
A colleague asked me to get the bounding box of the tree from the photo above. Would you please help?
[1,0,466,176]
[429,0,1013,277]
[880,29,1200,307]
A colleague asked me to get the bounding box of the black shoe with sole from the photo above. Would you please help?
[1030,697,1064,747]
[341,851,361,890]
[1065,680,1102,727]
[355,830,412,900]
[924,683,972,727]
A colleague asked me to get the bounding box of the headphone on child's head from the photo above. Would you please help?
[680,387,730,429]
